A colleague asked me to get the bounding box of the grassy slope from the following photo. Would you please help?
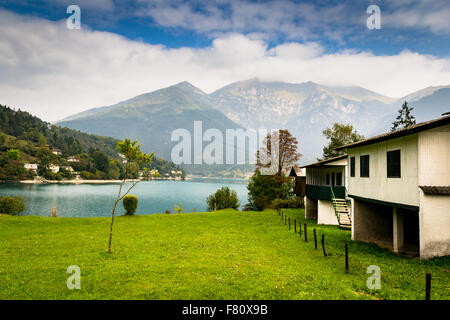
[0,209,448,300]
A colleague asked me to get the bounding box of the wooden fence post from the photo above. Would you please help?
[314,228,317,249]
[321,234,327,257]
[304,223,307,242]
[288,218,291,230]
[425,273,432,300]
[294,220,297,233]
[345,242,349,273]
[52,207,56,217]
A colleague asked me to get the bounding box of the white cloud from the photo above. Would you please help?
[383,0,450,34]
[136,0,353,40]
[271,42,324,60]
[1,9,450,122]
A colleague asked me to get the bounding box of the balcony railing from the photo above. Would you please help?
[305,184,345,201]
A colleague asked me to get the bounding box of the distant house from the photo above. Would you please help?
[24,163,38,171]
[67,156,80,163]
[49,165,60,173]
[52,149,62,156]
[301,155,351,228]
[287,166,306,197]
[60,166,74,172]
[336,115,450,259]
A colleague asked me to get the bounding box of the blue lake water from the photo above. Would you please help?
[0,178,249,217]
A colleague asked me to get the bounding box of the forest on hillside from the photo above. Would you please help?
[0,105,185,181]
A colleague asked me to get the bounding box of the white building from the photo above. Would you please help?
[52,149,62,156]
[302,155,352,229]
[60,166,74,172]
[67,156,80,163]
[336,115,450,259]
[24,163,38,171]
[49,165,60,173]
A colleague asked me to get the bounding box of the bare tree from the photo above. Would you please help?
[108,139,157,253]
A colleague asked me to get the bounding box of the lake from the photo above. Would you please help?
[0,178,249,217]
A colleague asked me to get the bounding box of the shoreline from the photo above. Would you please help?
[19,179,141,184]
[3,176,249,185]
[15,177,183,184]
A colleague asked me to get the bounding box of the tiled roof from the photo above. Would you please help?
[419,186,450,195]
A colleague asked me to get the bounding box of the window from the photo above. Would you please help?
[387,150,401,178]
[360,155,370,177]
[331,172,335,186]
[326,173,330,185]
[350,157,355,177]
[336,172,342,186]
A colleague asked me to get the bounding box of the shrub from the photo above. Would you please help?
[123,195,138,215]
[247,171,294,211]
[174,203,183,214]
[272,197,304,209]
[206,187,240,211]
[80,171,97,180]
[0,196,25,215]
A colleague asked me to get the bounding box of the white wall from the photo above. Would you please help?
[347,134,419,206]
[418,124,450,186]
[317,200,339,225]
[419,192,450,259]
[418,124,450,259]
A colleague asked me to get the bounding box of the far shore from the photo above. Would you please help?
[19,178,142,184]
[15,177,184,184]
[1,176,251,185]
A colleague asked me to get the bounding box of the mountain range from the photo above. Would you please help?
[57,79,450,171]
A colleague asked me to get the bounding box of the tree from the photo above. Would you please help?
[36,146,55,176]
[108,139,157,253]
[321,123,364,160]
[6,149,20,161]
[206,187,240,211]
[92,150,109,173]
[256,129,301,176]
[247,171,294,211]
[392,101,416,131]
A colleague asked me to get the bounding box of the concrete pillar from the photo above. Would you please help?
[393,207,404,253]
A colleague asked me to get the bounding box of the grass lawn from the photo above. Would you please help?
[0,209,449,300]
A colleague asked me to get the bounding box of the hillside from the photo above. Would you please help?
[58,79,450,165]
[57,82,250,177]
[0,105,185,181]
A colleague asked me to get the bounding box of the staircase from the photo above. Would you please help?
[330,187,352,230]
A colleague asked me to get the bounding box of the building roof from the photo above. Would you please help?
[419,186,450,195]
[301,154,347,168]
[288,166,305,177]
[335,115,450,150]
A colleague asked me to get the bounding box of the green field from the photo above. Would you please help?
[0,209,448,300]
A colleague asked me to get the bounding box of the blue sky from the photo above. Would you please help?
[0,0,450,121]
[1,0,449,56]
